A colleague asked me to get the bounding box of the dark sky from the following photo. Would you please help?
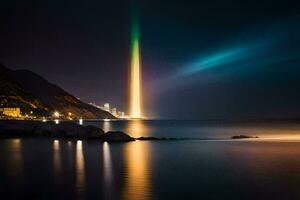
[0,0,299,119]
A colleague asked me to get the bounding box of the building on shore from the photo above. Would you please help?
[89,101,129,119]
[111,107,117,117]
[103,103,110,112]
[0,107,21,118]
[118,111,122,117]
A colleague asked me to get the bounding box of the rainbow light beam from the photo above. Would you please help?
[130,16,142,118]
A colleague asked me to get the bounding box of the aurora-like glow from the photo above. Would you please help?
[181,47,251,77]
[151,42,274,91]
[129,16,142,118]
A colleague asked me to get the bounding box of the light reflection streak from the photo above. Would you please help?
[122,141,152,200]
[228,128,300,141]
[226,142,300,181]
[6,139,23,181]
[67,141,74,173]
[53,140,62,184]
[76,140,86,198]
[125,120,149,138]
[67,141,72,148]
[103,121,112,133]
[256,130,300,141]
[103,142,114,199]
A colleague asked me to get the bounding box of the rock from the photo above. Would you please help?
[85,125,105,139]
[137,136,160,140]
[0,120,106,139]
[231,135,259,139]
[136,136,180,141]
[33,122,59,137]
[101,131,135,142]
[56,122,87,138]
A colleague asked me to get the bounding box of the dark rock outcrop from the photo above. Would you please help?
[85,125,105,138]
[137,136,160,140]
[0,121,192,142]
[136,136,180,141]
[231,135,259,139]
[0,120,105,139]
[100,131,135,142]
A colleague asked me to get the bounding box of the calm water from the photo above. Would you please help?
[2,120,300,199]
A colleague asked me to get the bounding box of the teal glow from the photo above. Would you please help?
[181,47,251,76]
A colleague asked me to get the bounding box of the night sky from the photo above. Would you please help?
[1,0,299,119]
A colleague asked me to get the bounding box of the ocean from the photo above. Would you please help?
[1,120,300,199]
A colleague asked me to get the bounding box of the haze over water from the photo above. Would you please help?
[2,120,300,199]
[95,120,300,140]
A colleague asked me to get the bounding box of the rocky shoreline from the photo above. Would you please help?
[231,135,259,139]
[0,120,260,142]
[0,120,134,142]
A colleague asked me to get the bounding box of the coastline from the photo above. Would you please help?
[0,120,262,142]
[0,120,134,141]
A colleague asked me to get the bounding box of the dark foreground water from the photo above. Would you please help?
[2,120,300,199]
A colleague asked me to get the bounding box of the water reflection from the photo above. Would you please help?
[53,140,62,184]
[76,140,86,198]
[122,141,152,200]
[67,141,74,178]
[224,142,300,191]
[103,121,112,132]
[6,139,23,181]
[125,120,150,137]
[67,141,72,148]
[103,142,114,199]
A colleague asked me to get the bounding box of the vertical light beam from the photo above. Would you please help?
[130,15,142,118]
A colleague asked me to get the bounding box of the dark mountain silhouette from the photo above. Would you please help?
[0,64,115,119]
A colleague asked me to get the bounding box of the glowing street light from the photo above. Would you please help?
[53,111,60,118]
[79,118,83,125]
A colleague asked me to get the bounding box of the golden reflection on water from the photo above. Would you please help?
[53,140,62,180]
[67,141,72,147]
[6,139,23,180]
[103,142,113,199]
[125,120,150,137]
[226,142,300,181]
[122,141,152,200]
[76,140,86,198]
[103,121,112,132]
[219,125,300,141]
[256,130,300,141]
[66,141,74,175]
